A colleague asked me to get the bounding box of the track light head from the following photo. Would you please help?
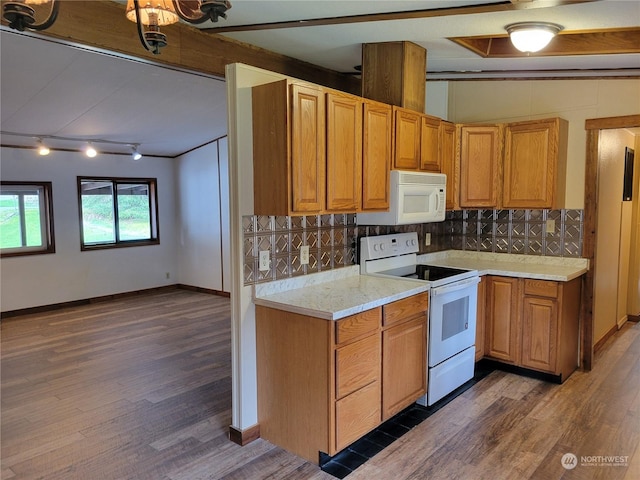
[131,145,143,160]
[85,143,98,158]
[36,138,50,155]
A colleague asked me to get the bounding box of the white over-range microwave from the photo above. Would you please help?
[357,170,446,225]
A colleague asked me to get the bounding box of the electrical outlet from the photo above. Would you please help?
[546,219,556,234]
[259,250,270,271]
[300,245,310,265]
[424,233,431,246]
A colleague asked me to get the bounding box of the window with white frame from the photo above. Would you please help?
[78,177,159,250]
[0,182,55,257]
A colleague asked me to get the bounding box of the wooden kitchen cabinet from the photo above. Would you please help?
[382,292,429,419]
[420,114,441,172]
[253,80,391,215]
[521,278,580,379]
[393,106,422,170]
[440,121,458,210]
[252,80,325,216]
[393,106,443,173]
[458,124,503,208]
[256,306,381,463]
[484,276,581,381]
[362,100,392,211]
[256,291,428,463]
[485,276,521,364]
[503,118,568,209]
[326,91,363,211]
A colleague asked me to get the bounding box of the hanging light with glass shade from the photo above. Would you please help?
[1,0,231,55]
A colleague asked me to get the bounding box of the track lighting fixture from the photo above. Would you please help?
[85,143,98,158]
[131,146,143,161]
[36,138,50,156]
[1,131,146,159]
[2,0,231,55]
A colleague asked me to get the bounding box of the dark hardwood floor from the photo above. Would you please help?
[1,289,638,479]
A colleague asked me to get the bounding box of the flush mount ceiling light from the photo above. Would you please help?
[506,22,564,53]
[2,0,231,55]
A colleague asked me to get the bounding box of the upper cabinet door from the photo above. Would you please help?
[393,107,421,170]
[439,121,458,210]
[420,115,441,172]
[503,118,568,209]
[326,92,363,212]
[291,84,326,213]
[459,125,502,208]
[362,100,392,211]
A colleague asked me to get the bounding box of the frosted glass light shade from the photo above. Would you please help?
[506,22,563,53]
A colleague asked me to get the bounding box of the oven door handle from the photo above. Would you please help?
[431,276,480,296]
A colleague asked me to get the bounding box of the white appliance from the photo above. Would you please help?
[357,170,446,225]
[360,232,480,406]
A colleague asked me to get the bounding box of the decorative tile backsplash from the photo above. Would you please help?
[450,209,583,257]
[243,214,357,285]
[243,209,584,285]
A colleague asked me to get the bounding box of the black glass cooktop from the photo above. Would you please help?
[413,264,470,281]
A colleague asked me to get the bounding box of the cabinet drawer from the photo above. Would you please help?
[383,292,429,327]
[335,381,381,452]
[335,308,381,345]
[524,279,558,298]
[336,334,380,399]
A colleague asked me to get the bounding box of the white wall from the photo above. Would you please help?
[226,63,287,432]
[448,79,640,209]
[176,137,230,292]
[425,81,449,120]
[1,147,178,312]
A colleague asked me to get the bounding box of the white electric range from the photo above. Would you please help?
[360,232,480,405]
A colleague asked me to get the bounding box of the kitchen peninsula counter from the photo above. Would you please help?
[253,266,428,320]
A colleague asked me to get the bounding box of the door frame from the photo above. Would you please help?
[582,114,640,370]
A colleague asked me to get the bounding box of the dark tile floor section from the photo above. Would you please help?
[320,363,496,478]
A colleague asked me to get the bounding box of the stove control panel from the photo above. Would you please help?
[360,232,420,262]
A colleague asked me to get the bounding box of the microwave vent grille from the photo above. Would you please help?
[396,171,446,186]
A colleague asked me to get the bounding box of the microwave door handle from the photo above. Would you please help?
[431,276,480,296]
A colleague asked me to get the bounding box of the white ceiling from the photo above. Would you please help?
[1,0,638,158]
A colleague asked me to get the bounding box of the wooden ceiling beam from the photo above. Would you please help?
[0,0,361,94]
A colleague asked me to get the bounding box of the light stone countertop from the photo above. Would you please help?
[252,251,589,321]
[253,267,429,321]
[418,251,589,281]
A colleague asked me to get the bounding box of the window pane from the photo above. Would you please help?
[24,193,43,247]
[0,193,22,248]
[81,181,115,244]
[1,182,54,257]
[117,183,151,241]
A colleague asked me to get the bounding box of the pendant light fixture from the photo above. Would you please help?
[506,22,564,53]
[2,0,231,54]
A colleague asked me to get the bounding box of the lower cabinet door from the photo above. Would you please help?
[335,381,381,452]
[382,316,427,420]
[521,296,558,373]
